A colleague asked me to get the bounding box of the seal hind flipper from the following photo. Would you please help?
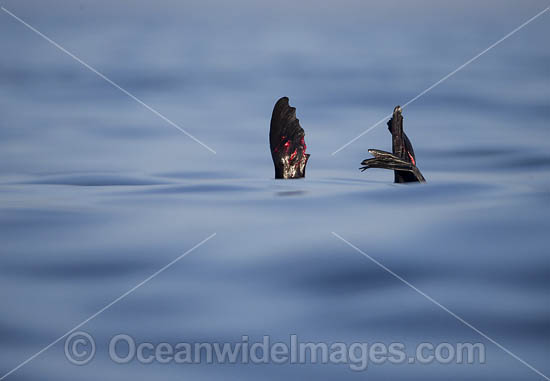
[270,97,310,179]
[360,106,425,183]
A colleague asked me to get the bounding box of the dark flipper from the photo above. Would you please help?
[387,106,421,183]
[270,97,310,179]
[360,106,425,183]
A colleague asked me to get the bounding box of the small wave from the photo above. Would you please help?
[20,174,169,186]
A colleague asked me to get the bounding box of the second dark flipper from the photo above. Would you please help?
[387,106,421,183]
[360,106,425,183]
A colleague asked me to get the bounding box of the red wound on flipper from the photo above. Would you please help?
[408,152,416,166]
[283,140,290,153]
[290,149,297,161]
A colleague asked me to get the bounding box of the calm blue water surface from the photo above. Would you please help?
[1,1,549,380]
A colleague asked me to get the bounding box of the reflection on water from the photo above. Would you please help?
[275,190,308,197]
[0,0,549,380]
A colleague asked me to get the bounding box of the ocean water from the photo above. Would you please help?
[0,1,549,380]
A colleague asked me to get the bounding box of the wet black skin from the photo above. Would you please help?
[269,97,310,179]
[360,106,425,183]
